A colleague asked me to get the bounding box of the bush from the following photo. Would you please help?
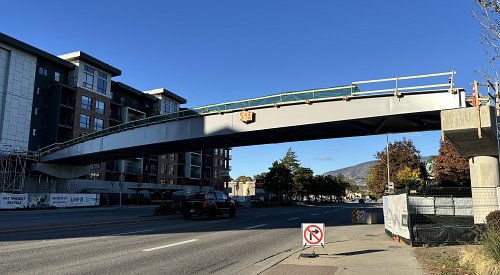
[486,210,500,230]
[482,228,500,263]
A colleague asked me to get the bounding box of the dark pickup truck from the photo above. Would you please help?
[180,191,236,219]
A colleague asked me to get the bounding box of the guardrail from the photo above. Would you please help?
[38,71,456,157]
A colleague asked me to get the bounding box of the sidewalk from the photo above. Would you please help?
[259,224,424,275]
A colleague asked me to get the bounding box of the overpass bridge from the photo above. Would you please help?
[39,71,465,164]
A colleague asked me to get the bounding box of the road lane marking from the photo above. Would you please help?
[323,211,331,214]
[142,239,198,252]
[255,214,267,217]
[288,217,299,220]
[311,213,318,216]
[208,220,225,224]
[245,224,267,230]
[112,229,153,236]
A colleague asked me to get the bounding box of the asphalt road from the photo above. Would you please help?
[0,203,383,275]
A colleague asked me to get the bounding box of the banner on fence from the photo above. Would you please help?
[0,193,28,209]
[383,194,410,239]
[49,194,100,208]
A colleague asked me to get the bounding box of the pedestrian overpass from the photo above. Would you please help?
[39,71,465,164]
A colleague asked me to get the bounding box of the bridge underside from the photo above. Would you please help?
[41,89,465,164]
[61,112,442,165]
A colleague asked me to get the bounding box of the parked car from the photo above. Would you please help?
[180,191,236,219]
[250,196,264,207]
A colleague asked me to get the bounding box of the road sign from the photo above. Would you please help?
[358,210,365,221]
[302,223,325,246]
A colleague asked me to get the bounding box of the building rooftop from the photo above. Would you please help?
[0,32,74,69]
[144,88,187,104]
[58,51,121,76]
[112,81,159,101]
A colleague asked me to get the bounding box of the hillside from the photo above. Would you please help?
[323,156,433,189]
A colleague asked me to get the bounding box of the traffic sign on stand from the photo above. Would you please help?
[302,223,325,247]
[358,210,365,221]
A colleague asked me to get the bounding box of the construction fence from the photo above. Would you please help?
[384,187,500,245]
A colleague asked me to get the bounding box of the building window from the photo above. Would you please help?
[171,101,178,112]
[169,179,174,184]
[32,129,37,136]
[97,71,107,94]
[168,153,175,161]
[160,178,166,184]
[84,65,94,74]
[160,163,166,174]
[168,164,174,175]
[54,72,61,82]
[96,100,105,114]
[83,73,94,89]
[163,98,170,113]
[80,114,90,128]
[94,118,103,131]
[38,67,47,76]
[81,96,92,110]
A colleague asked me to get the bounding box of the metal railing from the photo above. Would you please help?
[38,71,456,157]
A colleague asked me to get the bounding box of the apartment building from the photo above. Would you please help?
[0,32,231,194]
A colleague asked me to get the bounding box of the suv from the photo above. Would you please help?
[180,191,236,219]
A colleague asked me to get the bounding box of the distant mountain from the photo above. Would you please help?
[323,156,433,189]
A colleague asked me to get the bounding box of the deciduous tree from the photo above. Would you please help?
[366,138,422,196]
[433,138,470,186]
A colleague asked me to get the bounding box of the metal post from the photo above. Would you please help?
[119,160,124,207]
[386,134,390,190]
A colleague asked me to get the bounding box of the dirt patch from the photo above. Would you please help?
[414,245,473,275]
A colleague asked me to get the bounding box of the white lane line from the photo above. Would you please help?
[288,217,299,220]
[208,220,225,224]
[311,213,318,216]
[255,215,267,217]
[142,239,198,252]
[323,211,331,214]
[281,211,290,214]
[113,229,153,236]
[245,224,267,230]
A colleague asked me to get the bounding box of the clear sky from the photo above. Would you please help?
[1,1,487,178]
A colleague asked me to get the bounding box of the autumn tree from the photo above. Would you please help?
[366,138,422,197]
[235,175,252,182]
[433,138,470,186]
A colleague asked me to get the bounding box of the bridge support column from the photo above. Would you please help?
[441,106,500,224]
[469,156,500,223]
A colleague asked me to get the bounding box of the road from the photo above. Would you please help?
[0,204,384,275]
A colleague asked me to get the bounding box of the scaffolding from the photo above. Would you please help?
[0,145,29,193]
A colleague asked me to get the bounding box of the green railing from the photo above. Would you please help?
[38,71,456,157]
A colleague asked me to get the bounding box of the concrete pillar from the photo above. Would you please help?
[469,156,500,224]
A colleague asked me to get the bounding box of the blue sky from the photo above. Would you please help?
[1,1,487,178]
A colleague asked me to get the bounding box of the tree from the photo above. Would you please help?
[433,138,471,186]
[281,148,301,174]
[366,138,422,196]
[264,161,292,202]
[474,0,500,81]
[235,175,252,182]
[395,166,423,188]
[293,167,314,200]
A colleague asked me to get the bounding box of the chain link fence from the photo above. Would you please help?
[407,187,499,245]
